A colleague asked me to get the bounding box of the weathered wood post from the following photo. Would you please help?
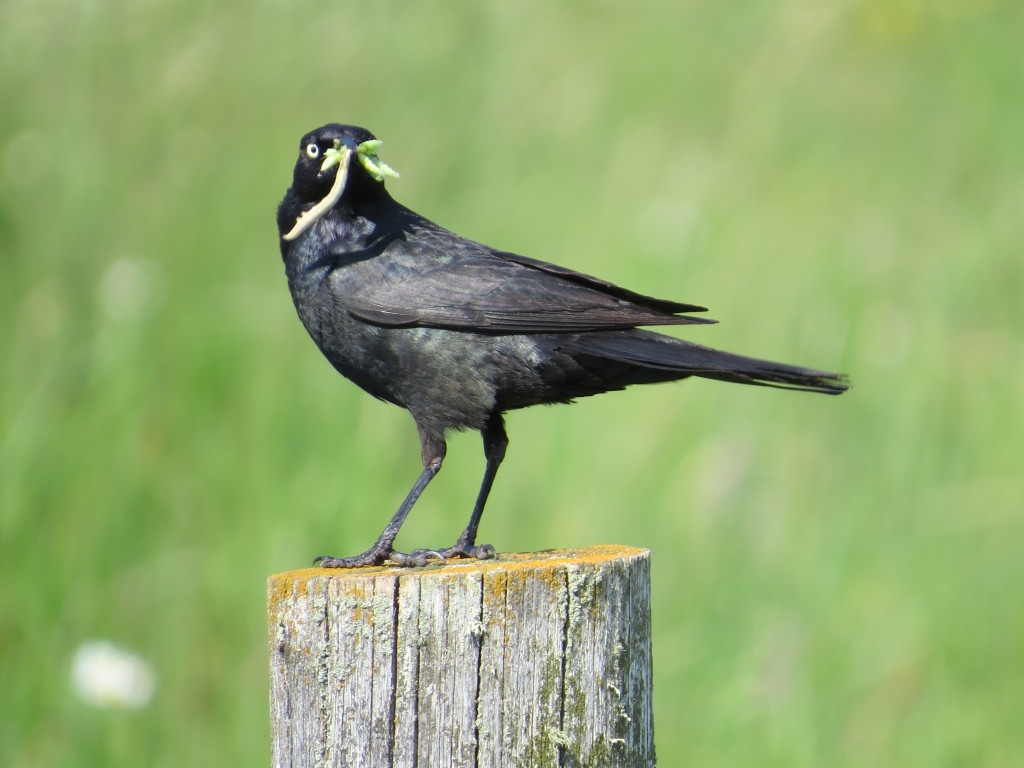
[268,545,654,767]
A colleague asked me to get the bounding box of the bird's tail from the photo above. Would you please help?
[566,329,849,395]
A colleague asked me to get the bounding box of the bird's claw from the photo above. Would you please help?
[435,542,498,561]
[314,550,388,568]
[389,549,446,566]
[314,542,497,569]
[313,548,438,569]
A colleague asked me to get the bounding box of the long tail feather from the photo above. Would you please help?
[567,330,850,395]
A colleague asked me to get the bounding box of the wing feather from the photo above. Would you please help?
[336,241,714,333]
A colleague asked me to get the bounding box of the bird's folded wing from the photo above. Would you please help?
[336,250,716,333]
[490,250,708,315]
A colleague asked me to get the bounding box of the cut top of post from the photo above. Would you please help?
[268,544,647,598]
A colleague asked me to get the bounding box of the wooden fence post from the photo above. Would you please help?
[268,545,654,768]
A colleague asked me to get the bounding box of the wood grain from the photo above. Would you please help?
[268,546,654,768]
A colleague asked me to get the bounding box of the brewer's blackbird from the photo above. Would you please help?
[277,123,849,568]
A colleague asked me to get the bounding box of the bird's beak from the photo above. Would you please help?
[319,139,355,177]
[319,138,401,183]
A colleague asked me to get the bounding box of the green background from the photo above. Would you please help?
[2,0,1022,765]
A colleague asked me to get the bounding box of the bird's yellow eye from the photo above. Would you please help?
[305,143,320,159]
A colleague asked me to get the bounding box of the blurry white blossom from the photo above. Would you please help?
[99,258,163,321]
[71,640,157,709]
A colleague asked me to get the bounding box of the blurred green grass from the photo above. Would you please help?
[2,0,1022,765]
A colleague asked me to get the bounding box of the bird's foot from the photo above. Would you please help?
[385,542,496,566]
[313,547,447,568]
[314,542,497,569]
[387,549,447,567]
[314,547,391,568]
[431,542,498,562]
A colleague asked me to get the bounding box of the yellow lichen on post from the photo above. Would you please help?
[268,546,654,768]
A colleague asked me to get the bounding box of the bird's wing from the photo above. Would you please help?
[335,243,715,333]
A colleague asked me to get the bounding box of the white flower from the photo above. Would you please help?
[71,640,157,709]
[98,258,163,321]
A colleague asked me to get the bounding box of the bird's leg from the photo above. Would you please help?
[411,414,506,563]
[315,434,445,568]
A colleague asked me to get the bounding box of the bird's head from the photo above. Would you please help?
[283,123,399,241]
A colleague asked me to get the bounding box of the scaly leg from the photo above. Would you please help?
[407,414,506,563]
[316,431,446,568]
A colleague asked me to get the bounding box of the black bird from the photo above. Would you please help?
[277,123,849,568]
